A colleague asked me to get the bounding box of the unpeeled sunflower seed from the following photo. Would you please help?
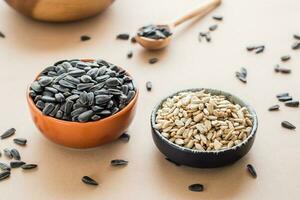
[281,121,296,130]
[82,176,99,186]
[80,35,91,41]
[0,171,10,181]
[0,162,10,171]
[188,184,204,192]
[1,128,16,139]
[127,51,133,59]
[3,148,12,159]
[149,58,159,64]
[116,33,130,40]
[212,15,223,21]
[268,105,280,111]
[21,164,38,170]
[119,133,130,142]
[10,161,25,168]
[209,24,218,31]
[285,100,299,107]
[111,159,128,166]
[247,164,257,178]
[10,149,21,160]
[0,31,5,38]
[146,81,152,91]
[281,55,290,62]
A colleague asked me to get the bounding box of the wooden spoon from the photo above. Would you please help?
[135,0,221,50]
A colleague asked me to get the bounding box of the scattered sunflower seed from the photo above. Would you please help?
[80,35,91,41]
[0,171,10,181]
[131,37,137,43]
[119,133,130,142]
[127,51,133,59]
[188,184,204,192]
[10,149,21,160]
[0,162,10,171]
[292,42,300,50]
[10,161,25,168]
[1,128,16,139]
[236,68,247,83]
[116,33,130,40]
[146,81,152,91]
[3,148,12,159]
[255,46,265,54]
[278,96,292,102]
[274,64,280,72]
[212,15,223,21]
[281,121,296,130]
[276,93,289,98]
[209,24,218,31]
[0,31,5,38]
[246,46,257,51]
[111,159,128,166]
[247,164,257,178]
[21,164,38,170]
[285,101,299,107]
[82,176,99,186]
[281,55,290,62]
[149,58,158,64]
[268,105,280,111]
[279,68,291,74]
[165,157,181,166]
[293,34,300,40]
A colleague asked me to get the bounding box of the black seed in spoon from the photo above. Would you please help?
[111,159,128,166]
[281,121,296,130]
[209,24,218,31]
[13,138,27,146]
[149,58,158,64]
[0,31,5,38]
[119,133,130,142]
[293,34,300,40]
[0,171,10,181]
[281,55,290,62]
[146,81,152,91]
[276,93,289,98]
[3,149,12,159]
[165,157,181,166]
[291,42,300,50]
[188,184,204,192]
[247,164,257,178]
[212,15,223,21]
[127,51,133,59]
[268,105,280,111]
[10,161,25,168]
[285,100,299,107]
[80,35,91,41]
[10,149,21,160]
[21,164,38,170]
[1,128,16,139]
[116,33,130,40]
[82,176,99,186]
[0,162,10,171]
[278,96,292,102]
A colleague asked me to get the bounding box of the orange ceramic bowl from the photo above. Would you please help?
[27,59,138,148]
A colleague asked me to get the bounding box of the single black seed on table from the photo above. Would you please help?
[10,161,26,168]
[274,64,280,72]
[237,75,247,83]
[146,81,152,91]
[246,46,256,51]
[1,128,16,139]
[0,171,10,181]
[281,121,296,130]
[4,149,12,159]
[21,164,38,170]
[285,101,299,107]
[131,37,136,43]
[0,162,10,171]
[279,68,291,74]
[268,105,280,111]
[119,133,130,142]
[293,34,300,40]
[276,93,289,98]
[281,55,290,62]
[0,31,5,38]
[82,176,98,186]
[278,96,292,102]
[116,33,130,40]
[149,58,158,64]
[80,35,91,41]
[204,34,211,42]
[165,157,181,166]
[127,51,133,59]
[209,24,218,31]
[111,159,128,166]
[13,138,27,146]
[212,15,223,21]
[291,42,300,50]
[247,164,257,178]
[188,184,204,192]
[255,46,265,54]
[10,149,21,160]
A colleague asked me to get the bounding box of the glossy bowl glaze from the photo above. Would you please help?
[151,88,258,168]
[5,0,114,22]
[27,59,138,148]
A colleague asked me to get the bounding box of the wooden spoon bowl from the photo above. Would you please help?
[5,0,115,22]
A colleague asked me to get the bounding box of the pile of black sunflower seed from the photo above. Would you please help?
[29,59,136,122]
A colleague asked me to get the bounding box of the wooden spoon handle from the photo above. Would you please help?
[172,0,221,27]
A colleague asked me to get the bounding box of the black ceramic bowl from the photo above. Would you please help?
[151,88,258,168]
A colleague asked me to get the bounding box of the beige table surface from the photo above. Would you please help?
[0,0,300,199]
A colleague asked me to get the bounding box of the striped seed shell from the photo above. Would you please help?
[0,171,10,181]
[247,164,257,178]
[11,149,21,160]
[10,161,25,168]
[21,164,38,170]
[13,138,27,146]
[1,128,16,139]
[111,159,128,166]
[188,184,204,192]
[82,176,99,186]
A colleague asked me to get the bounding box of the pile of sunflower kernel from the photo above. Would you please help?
[153,90,253,151]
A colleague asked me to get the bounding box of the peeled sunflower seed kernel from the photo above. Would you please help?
[1,128,16,139]
[82,176,99,186]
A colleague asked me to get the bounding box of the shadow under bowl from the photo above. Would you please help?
[151,88,258,168]
[27,59,138,149]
